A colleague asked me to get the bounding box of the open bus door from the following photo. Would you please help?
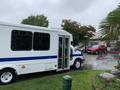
[58,36,70,71]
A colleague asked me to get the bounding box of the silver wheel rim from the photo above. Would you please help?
[75,61,80,68]
[1,72,13,83]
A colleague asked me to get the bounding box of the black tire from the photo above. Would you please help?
[0,69,16,84]
[86,52,89,54]
[104,50,107,54]
[74,59,82,69]
[95,51,99,55]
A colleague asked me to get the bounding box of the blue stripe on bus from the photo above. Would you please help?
[0,54,82,62]
[0,55,57,62]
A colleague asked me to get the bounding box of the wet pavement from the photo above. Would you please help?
[84,54,118,70]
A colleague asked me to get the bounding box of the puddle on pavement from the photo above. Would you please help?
[84,54,118,70]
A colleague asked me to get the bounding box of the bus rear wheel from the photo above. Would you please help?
[0,69,16,84]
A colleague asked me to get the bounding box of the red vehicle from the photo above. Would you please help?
[86,45,107,54]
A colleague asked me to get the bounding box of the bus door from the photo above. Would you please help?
[58,36,70,71]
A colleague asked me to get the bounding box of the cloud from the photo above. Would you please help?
[0,0,119,29]
[73,0,119,30]
[57,0,96,15]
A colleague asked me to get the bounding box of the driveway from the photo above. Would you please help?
[84,54,118,70]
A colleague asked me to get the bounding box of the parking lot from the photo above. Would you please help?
[84,54,118,70]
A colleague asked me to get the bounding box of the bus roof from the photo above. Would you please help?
[0,22,71,35]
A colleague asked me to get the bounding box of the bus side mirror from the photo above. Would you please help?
[71,41,74,46]
[70,49,73,60]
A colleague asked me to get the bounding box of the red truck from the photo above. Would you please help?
[86,45,107,54]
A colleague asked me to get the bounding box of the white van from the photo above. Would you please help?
[0,22,85,84]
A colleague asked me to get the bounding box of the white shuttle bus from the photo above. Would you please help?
[0,22,85,84]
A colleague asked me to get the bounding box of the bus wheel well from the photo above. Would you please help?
[75,58,82,63]
[0,68,17,75]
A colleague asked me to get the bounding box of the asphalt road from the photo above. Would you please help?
[84,54,118,70]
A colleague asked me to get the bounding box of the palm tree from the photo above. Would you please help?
[100,5,120,41]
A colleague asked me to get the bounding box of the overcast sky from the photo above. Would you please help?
[0,0,120,30]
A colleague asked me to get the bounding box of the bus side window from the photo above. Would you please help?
[11,30,32,51]
[33,32,50,50]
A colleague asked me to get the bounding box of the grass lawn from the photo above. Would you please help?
[0,70,104,90]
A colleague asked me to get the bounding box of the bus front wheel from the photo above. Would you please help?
[74,59,82,69]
